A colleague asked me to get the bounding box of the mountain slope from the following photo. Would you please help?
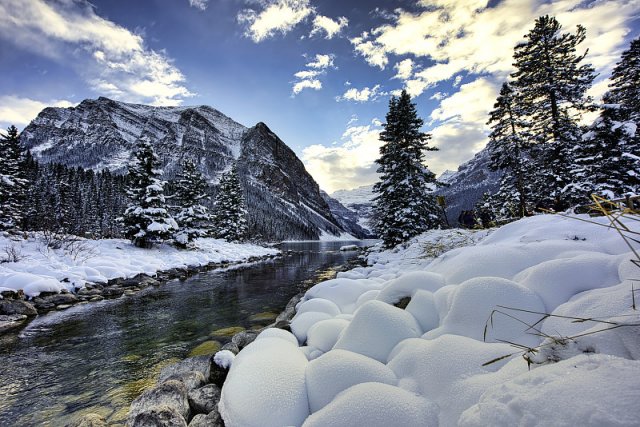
[20,97,363,241]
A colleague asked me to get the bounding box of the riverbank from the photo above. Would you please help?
[0,233,280,333]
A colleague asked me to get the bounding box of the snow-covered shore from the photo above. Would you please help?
[0,235,279,297]
[220,214,640,426]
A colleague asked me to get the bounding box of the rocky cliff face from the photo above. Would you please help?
[20,97,364,241]
[435,149,501,226]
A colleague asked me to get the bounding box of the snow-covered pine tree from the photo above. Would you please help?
[172,159,214,247]
[570,103,640,199]
[511,15,596,208]
[372,90,443,247]
[486,82,532,218]
[121,140,177,248]
[0,125,28,231]
[212,164,248,242]
[608,37,640,124]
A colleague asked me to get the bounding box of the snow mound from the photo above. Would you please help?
[303,382,438,427]
[302,278,383,314]
[375,271,445,304]
[425,276,546,347]
[296,298,341,317]
[305,349,397,412]
[405,290,439,332]
[218,337,309,427]
[290,312,333,344]
[333,300,421,363]
[459,355,640,427]
[256,328,299,346]
[306,318,350,353]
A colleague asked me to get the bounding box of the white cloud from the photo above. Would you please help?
[302,119,384,193]
[336,85,382,102]
[393,58,414,80]
[292,53,336,95]
[238,0,313,42]
[189,0,208,11]
[310,15,348,39]
[0,0,194,106]
[306,54,335,69]
[292,79,322,94]
[0,96,75,129]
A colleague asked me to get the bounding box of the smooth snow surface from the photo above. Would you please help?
[221,214,640,426]
[0,235,278,297]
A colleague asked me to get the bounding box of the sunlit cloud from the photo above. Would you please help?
[0,0,194,106]
[238,0,314,42]
[0,96,75,129]
[336,85,382,102]
[310,15,348,39]
[292,53,336,95]
[302,118,384,193]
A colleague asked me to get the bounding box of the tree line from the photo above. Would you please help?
[0,130,248,248]
[373,15,640,247]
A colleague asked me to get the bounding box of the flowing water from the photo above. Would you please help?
[0,241,372,426]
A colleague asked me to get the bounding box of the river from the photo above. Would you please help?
[0,241,372,426]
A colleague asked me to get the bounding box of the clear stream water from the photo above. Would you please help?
[0,241,372,426]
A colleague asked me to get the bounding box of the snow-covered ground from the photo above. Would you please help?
[0,235,279,297]
[219,214,640,427]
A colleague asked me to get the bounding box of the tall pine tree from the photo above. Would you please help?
[212,165,248,242]
[608,37,640,124]
[121,140,177,248]
[486,82,532,218]
[173,159,214,247]
[511,15,595,208]
[373,90,443,247]
[0,125,28,231]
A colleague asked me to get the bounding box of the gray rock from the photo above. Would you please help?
[0,314,28,333]
[0,299,38,316]
[44,293,78,305]
[164,371,206,392]
[127,405,188,427]
[65,413,107,427]
[188,384,221,415]
[158,355,211,384]
[187,409,224,427]
[77,288,103,296]
[128,380,190,423]
[102,287,124,298]
[220,342,239,355]
[208,358,228,388]
[231,331,258,350]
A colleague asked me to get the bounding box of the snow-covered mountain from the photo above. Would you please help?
[20,97,365,241]
[436,149,502,226]
[330,185,375,233]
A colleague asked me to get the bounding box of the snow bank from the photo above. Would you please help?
[221,215,640,426]
[0,235,278,297]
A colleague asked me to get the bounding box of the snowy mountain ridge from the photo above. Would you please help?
[20,97,364,241]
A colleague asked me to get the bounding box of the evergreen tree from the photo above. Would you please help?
[173,159,214,247]
[511,15,596,207]
[212,165,248,242]
[121,141,177,248]
[486,82,532,218]
[372,90,443,247]
[0,125,28,231]
[608,37,640,123]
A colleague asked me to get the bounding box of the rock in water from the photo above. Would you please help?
[127,405,188,427]
[127,380,190,424]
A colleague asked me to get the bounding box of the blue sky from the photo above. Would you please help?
[0,0,638,193]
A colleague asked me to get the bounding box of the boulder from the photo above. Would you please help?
[0,299,38,316]
[188,409,224,427]
[102,287,124,298]
[231,330,258,350]
[163,371,206,392]
[128,380,190,423]
[188,384,221,415]
[158,356,211,384]
[0,314,28,333]
[127,405,188,427]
